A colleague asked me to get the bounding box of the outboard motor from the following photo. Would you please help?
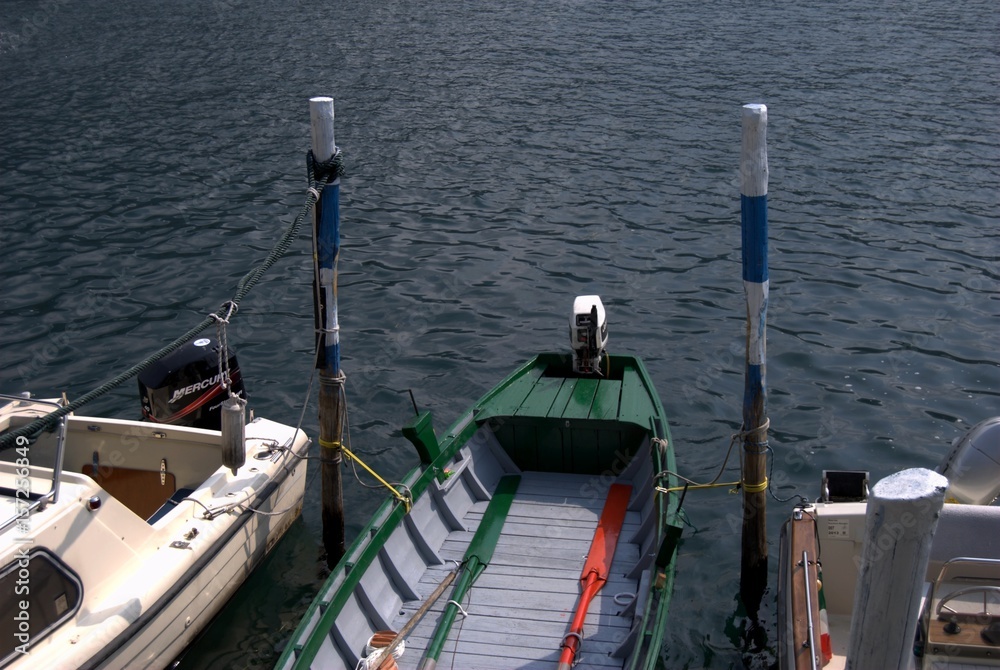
[570,295,608,375]
[937,416,1000,505]
[138,336,245,430]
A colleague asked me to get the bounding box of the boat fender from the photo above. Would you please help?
[221,396,246,475]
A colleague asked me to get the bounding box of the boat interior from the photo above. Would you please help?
[0,396,231,527]
[300,419,669,670]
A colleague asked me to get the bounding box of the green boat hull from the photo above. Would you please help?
[277,353,682,670]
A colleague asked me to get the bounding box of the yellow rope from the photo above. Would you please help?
[742,477,769,494]
[342,445,411,512]
[318,438,340,449]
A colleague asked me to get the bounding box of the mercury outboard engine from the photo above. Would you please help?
[570,295,608,375]
[138,336,245,430]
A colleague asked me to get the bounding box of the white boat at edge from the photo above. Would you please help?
[778,417,1000,670]
[0,393,310,669]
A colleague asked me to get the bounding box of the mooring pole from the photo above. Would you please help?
[846,469,947,669]
[310,96,346,567]
[739,103,769,609]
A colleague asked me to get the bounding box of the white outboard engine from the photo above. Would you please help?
[570,295,608,375]
[936,416,1000,505]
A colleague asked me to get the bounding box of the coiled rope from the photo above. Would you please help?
[0,150,344,451]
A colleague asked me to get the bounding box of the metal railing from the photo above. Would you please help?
[0,394,68,534]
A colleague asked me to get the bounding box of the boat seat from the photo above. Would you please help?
[928,504,1000,580]
[147,488,196,524]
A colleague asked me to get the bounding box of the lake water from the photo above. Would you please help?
[1,0,997,667]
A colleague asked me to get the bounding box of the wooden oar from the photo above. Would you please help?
[418,474,521,670]
[557,483,632,670]
[365,567,457,669]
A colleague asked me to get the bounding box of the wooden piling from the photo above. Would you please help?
[739,103,770,608]
[846,468,947,670]
[310,96,346,567]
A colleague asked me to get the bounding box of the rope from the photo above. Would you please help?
[736,417,769,494]
[446,600,470,618]
[738,417,770,454]
[342,445,412,512]
[652,430,739,491]
[561,631,583,650]
[739,417,770,440]
[656,481,741,494]
[765,444,809,505]
[209,301,238,394]
[653,418,774,496]
[613,592,636,606]
[0,150,343,452]
[741,477,769,494]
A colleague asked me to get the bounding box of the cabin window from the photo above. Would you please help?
[0,548,82,664]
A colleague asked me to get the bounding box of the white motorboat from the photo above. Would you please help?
[778,417,1000,670]
[0,343,310,670]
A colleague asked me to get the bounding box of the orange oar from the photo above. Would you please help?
[557,483,632,669]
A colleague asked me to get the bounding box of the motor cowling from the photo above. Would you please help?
[936,416,1000,505]
[138,336,246,431]
[570,295,608,375]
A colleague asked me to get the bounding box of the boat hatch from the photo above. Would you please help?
[0,547,83,664]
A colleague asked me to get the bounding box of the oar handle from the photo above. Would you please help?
[557,573,605,667]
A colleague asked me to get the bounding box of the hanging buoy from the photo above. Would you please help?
[221,396,246,475]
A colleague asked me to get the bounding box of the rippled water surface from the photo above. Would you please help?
[2,0,998,667]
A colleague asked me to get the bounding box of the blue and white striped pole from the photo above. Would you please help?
[310,96,341,374]
[310,96,346,566]
[739,103,769,606]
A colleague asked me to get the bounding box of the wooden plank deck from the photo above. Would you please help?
[389,472,640,669]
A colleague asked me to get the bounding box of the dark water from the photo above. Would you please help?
[1,0,997,667]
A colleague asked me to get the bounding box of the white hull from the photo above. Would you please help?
[0,398,309,669]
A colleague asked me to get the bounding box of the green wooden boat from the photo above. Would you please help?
[277,296,682,670]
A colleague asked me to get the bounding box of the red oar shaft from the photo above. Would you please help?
[557,483,632,669]
[558,572,602,668]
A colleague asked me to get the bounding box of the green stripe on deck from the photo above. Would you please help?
[466,474,521,565]
[422,475,522,667]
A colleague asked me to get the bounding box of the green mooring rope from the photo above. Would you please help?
[0,150,344,451]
